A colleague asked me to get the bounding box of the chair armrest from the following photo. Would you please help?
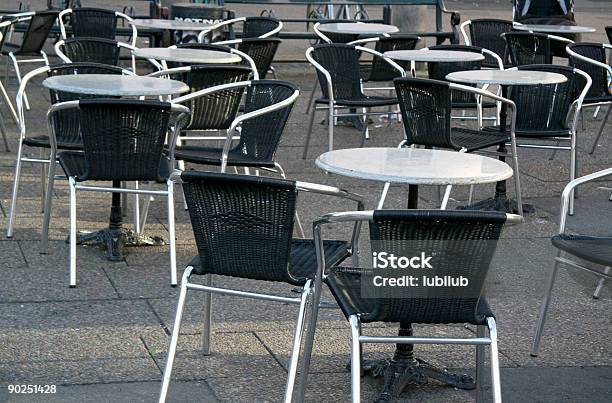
[306,46,334,103]
[566,45,612,76]
[459,20,471,45]
[197,18,241,43]
[558,168,612,233]
[313,22,332,44]
[565,68,592,131]
[46,100,80,157]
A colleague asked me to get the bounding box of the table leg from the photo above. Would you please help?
[75,181,164,261]
[361,185,475,401]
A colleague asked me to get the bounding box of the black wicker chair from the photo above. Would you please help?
[212,37,281,79]
[297,209,518,403]
[7,63,133,239]
[426,44,503,125]
[2,11,59,110]
[158,171,363,403]
[503,31,572,66]
[532,168,612,357]
[606,27,612,44]
[390,77,523,213]
[302,43,404,158]
[59,7,137,45]
[41,99,189,287]
[55,37,136,68]
[197,16,282,43]
[460,18,513,68]
[566,42,612,154]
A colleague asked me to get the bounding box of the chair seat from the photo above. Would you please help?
[552,234,612,267]
[481,126,571,138]
[171,146,276,168]
[57,151,171,183]
[187,238,351,286]
[23,135,83,151]
[450,127,509,151]
[315,95,398,108]
[325,266,493,325]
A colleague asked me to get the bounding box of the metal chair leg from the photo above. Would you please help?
[349,315,361,403]
[132,182,141,235]
[167,180,177,286]
[41,157,57,254]
[510,146,524,217]
[440,185,452,210]
[69,177,77,288]
[302,106,317,159]
[569,133,577,216]
[377,182,391,209]
[201,274,213,355]
[40,149,46,213]
[7,141,25,237]
[283,280,312,403]
[468,185,474,206]
[159,267,192,403]
[475,325,486,403]
[328,106,334,152]
[589,105,611,154]
[593,266,609,299]
[531,257,561,356]
[487,317,502,403]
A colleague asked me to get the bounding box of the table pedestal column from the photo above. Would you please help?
[75,181,164,261]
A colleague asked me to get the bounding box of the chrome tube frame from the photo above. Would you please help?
[459,20,472,45]
[197,17,283,43]
[166,44,259,80]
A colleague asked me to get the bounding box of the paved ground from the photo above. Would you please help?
[0,1,611,402]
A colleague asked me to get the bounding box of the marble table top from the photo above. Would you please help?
[42,75,189,96]
[317,22,398,35]
[132,18,217,31]
[316,147,513,185]
[384,49,485,62]
[132,47,241,64]
[446,70,568,86]
[513,23,596,34]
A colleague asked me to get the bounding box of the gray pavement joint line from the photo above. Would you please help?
[252,331,290,373]
[145,298,171,337]
[16,240,29,269]
[101,266,122,299]
[139,335,164,375]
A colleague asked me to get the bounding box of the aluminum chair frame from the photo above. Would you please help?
[54,38,138,72]
[41,100,190,287]
[196,16,283,43]
[6,64,135,239]
[303,45,405,157]
[210,37,281,79]
[566,43,612,154]
[3,13,54,111]
[459,18,514,67]
[58,8,137,47]
[295,210,523,403]
[158,179,364,403]
[165,44,259,80]
[379,80,524,217]
[531,167,612,357]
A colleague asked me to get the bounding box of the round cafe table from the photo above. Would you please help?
[42,74,189,261]
[317,147,513,400]
[131,18,217,32]
[132,47,241,67]
[446,69,568,215]
[317,22,399,36]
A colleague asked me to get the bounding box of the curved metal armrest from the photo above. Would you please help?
[54,40,69,63]
[213,38,241,46]
[566,45,612,76]
[146,66,191,78]
[313,22,332,44]
[46,100,80,155]
[228,87,299,133]
[565,68,592,130]
[547,34,574,45]
[171,80,252,105]
[558,168,612,233]
[355,45,406,77]
[459,20,472,45]
[347,37,379,46]
[165,104,192,165]
[263,20,283,38]
[306,46,334,103]
[58,9,71,39]
[116,11,138,47]
[481,48,504,70]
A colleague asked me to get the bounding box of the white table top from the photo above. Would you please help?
[513,23,596,34]
[132,18,216,31]
[316,147,513,185]
[42,75,189,96]
[132,48,241,64]
[318,22,398,35]
[446,70,568,86]
[384,49,485,63]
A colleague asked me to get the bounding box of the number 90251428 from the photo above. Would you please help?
[7,384,56,394]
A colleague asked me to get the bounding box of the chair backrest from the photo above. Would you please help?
[237,38,281,79]
[172,65,252,130]
[311,43,363,102]
[427,44,484,104]
[233,80,298,164]
[504,31,553,66]
[510,64,588,132]
[466,19,513,67]
[59,37,120,65]
[77,99,172,181]
[367,34,419,82]
[361,210,506,324]
[568,43,609,100]
[606,27,612,45]
[17,10,59,54]
[394,77,454,149]
[181,171,300,284]
[243,16,281,38]
[46,63,125,147]
[69,8,118,39]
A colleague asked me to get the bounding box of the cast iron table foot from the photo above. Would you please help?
[458,197,535,214]
[75,228,165,261]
